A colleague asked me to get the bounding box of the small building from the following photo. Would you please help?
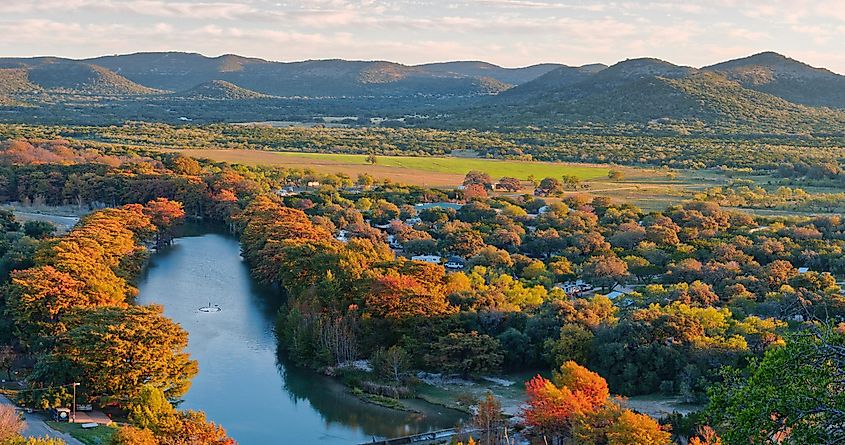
[306,181,321,188]
[411,255,442,264]
[797,267,810,274]
[444,256,466,270]
[51,408,71,422]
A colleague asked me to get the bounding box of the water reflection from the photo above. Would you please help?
[135,228,465,444]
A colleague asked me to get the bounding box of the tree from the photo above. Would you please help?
[606,410,671,445]
[158,411,235,445]
[582,255,629,290]
[538,177,564,195]
[372,345,410,383]
[463,171,493,189]
[7,266,88,346]
[523,361,609,440]
[22,221,55,239]
[143,198,185,247]
[366,153,378,165]
[30,305,197,407]
[544,324,594,368]
[128,385,176,430]
[462,183,488,201]
[109,427,158,445]
[707,327,845,444]
[427,332,503,377]
[497,177,521,192]
[0,345,15,381]
[170,156,202,176]
[0,404,24,443]
[365,274,451,319]
[473,392,505,445]
[689,426,722,445]
[608,169,625,181]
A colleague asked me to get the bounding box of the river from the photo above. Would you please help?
[134,229,465,444]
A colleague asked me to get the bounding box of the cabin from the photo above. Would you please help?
[411,255,442,264]
[444,256,466,270]
[306,181,321,188]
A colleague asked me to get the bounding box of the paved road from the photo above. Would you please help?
[0,395,84,445]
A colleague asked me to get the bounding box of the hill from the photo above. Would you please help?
[0,58,160,95]
[496,63,607,101]
[703,52,845,109]
[174,80,271,100]
[416,61,563,85]
[482,58,845,134]
[85,52,513,97]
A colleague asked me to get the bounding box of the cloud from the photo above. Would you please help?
[0,0,844,73]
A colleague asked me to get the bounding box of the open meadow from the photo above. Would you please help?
[160,148,707,210]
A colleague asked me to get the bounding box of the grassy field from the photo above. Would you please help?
[160,148,765,212]
[161,148,614,187]
[46,422,117,445]
[271,151,611,180]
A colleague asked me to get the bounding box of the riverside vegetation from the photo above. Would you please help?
[0,137,842,444]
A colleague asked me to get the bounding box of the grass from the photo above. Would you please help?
[161,148,614,187]
[270,151,611,180]
[46,422,117,445]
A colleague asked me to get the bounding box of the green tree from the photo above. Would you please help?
[707,327,844,444]
[128,385,176,430]
[372,345,410,383]
[426,331,503,377]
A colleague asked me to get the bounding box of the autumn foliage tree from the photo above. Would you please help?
[29,305,197,407]
[143,198,185,247]
[523,361,669,444]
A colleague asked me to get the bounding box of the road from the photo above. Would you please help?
[0,394,84,445]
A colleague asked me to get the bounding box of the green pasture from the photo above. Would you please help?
[272,151,610,180]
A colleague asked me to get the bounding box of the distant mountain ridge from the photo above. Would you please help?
[1,51,844,134]
[702,52,845,108]
[85,52,517,97]
[483,54,845,133]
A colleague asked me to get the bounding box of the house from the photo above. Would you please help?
[411,255,441,264]
[605,291,624,299]
[387,234,403,249]
[306,181,321,188]
[444,256,466,270]
[276,186,299,196]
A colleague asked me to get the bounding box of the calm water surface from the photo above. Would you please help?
[135,230,465,444]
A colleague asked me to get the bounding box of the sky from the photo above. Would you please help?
[2,0,845,73]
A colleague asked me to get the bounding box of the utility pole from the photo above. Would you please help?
[72,382,79,423]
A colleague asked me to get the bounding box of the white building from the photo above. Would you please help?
[411,255,442,264]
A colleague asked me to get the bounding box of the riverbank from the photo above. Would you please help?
[135,231,467,444]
